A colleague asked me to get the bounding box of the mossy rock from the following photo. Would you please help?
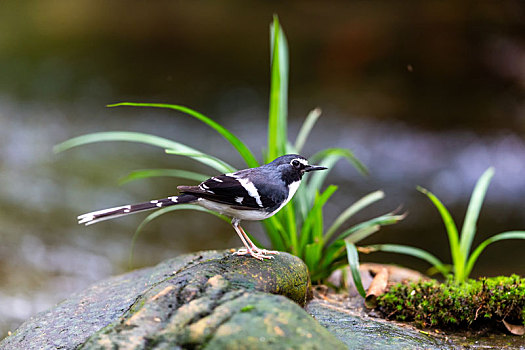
[307,294,525,349]
[377,274,525,331]
[1,250,345,349]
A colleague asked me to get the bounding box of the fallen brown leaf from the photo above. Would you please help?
[502,319,525,336]
[364,266,388,309]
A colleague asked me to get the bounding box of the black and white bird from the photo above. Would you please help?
[78,154,327,260]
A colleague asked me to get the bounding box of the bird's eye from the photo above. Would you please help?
[291,159,301,168]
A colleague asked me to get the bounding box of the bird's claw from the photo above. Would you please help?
[233,247,279,260]
[257,248,279,255]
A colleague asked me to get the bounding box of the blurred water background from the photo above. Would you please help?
[1,0,524,337]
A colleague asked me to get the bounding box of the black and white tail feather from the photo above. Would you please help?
[77,154,327,260]
[78,194,197,226]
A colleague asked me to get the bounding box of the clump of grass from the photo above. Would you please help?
[54,16,403,281]
[349,167,525,292]
[377,275,525,331]
[414,168,525,283]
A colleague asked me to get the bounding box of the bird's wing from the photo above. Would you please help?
[177,174,284,210]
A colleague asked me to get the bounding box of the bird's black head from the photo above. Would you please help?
[268,154,327,183]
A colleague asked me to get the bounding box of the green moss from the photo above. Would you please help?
[240,305,255,312]
[377,274,525,330]
[127,295,147,315]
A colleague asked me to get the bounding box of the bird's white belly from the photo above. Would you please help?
[197,199,272,221]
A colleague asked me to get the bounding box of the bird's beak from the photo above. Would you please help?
[304,165,328,172]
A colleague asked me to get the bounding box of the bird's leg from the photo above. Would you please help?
[230,220,252,252]
[232,219,273,260]
[231,218,263,260]
[237,224,279,256]
[231,219,278,260]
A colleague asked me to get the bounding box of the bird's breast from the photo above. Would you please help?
[269,180,301,216]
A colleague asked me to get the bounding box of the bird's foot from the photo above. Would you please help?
[254,248,280,256]
[233,247,279,260]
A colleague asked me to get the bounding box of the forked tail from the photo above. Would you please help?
[78,194,197,225]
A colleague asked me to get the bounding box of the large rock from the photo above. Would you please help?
[307,293,525,349]
[1,250,345,349]
[307,298,448,349]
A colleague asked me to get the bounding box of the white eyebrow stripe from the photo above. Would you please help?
[291,158,309,166]
[211,177,223,182]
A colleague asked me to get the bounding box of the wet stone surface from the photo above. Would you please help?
[1,250,344,349]
[307,298,450,350]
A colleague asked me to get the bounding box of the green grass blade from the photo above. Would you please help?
[263,217,288,251]
[464,231,525,279]
[313,193,324,242]
[304,242,323,271]
[54,131,177,153]
[335,213,406,243]
[299,185,338,253]
[324,190,385,242]
[267,15,289,162]
[305,148,368,208]
[310,148,368,176]
[323,215,401,268]
[426,264,453,277]
[321,241,346,271]
[283,203,298,255]
[459,167,494,267]
[108,102,259,168]
[294,108,322,153]
[306,192,326,266]
[363,244,449,277]
[293,183,310,221]
[345,241,367,298]
[54,131,231,173]
[275,15,289,158]
[417,186,463,280]
[310,259,349,282]
[303,156,338,209]
[119,169,209,185]
[277,22,289,156]
[164,150,236,173]
[324,225,381,271]
[128,204,229,268]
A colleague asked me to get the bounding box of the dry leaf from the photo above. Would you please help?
[502,319,525,336]
[365,266,389,309]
